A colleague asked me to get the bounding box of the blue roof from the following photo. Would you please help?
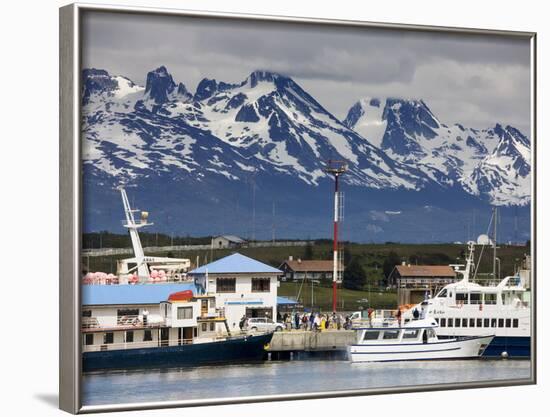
[188,253,282,274]
[277,296,299,305]
[82,283,197,306]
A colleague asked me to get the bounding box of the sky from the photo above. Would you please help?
[82,11,532,134]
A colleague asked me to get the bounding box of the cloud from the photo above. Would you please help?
[81,10,531,133]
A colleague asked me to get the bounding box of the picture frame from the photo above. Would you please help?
[59,3,536,413]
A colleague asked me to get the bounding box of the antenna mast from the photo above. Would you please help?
[120,188,153,281]
[325,160,347,313]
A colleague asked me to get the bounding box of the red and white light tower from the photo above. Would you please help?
[325,160,347,313]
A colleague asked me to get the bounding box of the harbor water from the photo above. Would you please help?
[82,359,531,406]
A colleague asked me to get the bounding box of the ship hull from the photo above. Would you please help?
[348,335,493,363]
[438,335,531,358]
[83,332,273,372]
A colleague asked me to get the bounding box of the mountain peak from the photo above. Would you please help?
[82,68,118,102]
[247,70,290,88]
[194,78,218,101]
[144,66,176,105]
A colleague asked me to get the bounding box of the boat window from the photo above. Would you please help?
[469,318,475,328]
[434,318,439,324]
[177,306,193,320]
[512,319,518,328]
[498,319,504,328]
[456,293,468,304]
[427,329,436,338]
[144,330,152,341]
[484,293,497,305]
[455,318,461,327]
[447,318,453,327]
[440,318,446,327]
[470,293,482,305]
[125,331,134,343]
[506,319,512,328]
[82,310,92,318]
[484,318,490,327]
[382,330,400,340]
[210,322,215,331]
[477,318,482,327]
[403,329,419,339]
[84,334,94,345]
[363,331,380,341]
[462,318,468,327]
[103,332,114,344]
[491,318,497,328]
[437,289,447,298]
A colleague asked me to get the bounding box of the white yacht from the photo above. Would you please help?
[403,241,531,358]
[349,317,493,363]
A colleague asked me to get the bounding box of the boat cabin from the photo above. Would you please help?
[356,319,439,345]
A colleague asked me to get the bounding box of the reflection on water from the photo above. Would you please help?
[82,359,531,406]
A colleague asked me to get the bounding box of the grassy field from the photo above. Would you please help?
[278,281,396,311]
[85,241,529,284]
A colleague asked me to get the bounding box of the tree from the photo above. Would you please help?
[303,242,314,260]
[383,251,401,284]
[343,257,367,290]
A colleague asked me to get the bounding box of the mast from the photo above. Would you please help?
[493,206,498,280]
[325,160,347,313]
[120,188,153,281]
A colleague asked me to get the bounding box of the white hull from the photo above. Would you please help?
[349,336,493,363]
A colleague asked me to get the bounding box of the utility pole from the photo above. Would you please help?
[325,160,347,313]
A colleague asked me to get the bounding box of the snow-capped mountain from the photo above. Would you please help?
[343,97,531,205]
[80,66,531,242]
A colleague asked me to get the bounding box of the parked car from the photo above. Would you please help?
[246,317,284,332]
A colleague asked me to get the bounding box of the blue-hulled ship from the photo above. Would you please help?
[404,241,531,358]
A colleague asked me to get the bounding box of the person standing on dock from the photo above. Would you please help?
[396,308,402,326]
[309,312,315,330]
[294,312,300,330]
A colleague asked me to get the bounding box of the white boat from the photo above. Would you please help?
[403,241,531,358]
[348,318,493,363]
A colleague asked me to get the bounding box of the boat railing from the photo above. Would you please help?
[82,315,166,330]
[83,338,194,352]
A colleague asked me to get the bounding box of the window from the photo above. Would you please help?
[117,308,139,324]
[513,319,519,328]
[470,293,482,305]
[84,334,94,345]
[477,318,482,328]
[462,318,468,328]
[201,323,207,331]
[484,293,497,305]
[491,318,497,328]
[484,318,490,328]
[498,318,504,328]
[126,331,134,343]
[440,318,447,327]
[447,318,454,327]
[434,318,439,324]
[469,318,475,328]
[455,318,461,327]
[216,278,236,293]
[82,310,92,318]
[144,330,152,341]
[177,306,193,320]
[456,293,468,304]
[506,319,512,328]
[363,331,380,341]
[382,330,400,340]
[210,322,215,331]
[251,278,271,292]
[403,329,419,339]
[103,332,114,344]
[437,289,447,298]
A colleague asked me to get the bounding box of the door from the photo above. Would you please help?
[160,328,170,347]
[201,299,208,317]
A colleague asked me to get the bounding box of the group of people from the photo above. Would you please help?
[277,311,354,331]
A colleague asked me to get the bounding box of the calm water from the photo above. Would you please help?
[82,359,531,406]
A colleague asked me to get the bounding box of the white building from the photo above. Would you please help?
[189,253,281,330]
[211,235,247,249]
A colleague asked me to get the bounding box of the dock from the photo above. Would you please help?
[267,330,355,353]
